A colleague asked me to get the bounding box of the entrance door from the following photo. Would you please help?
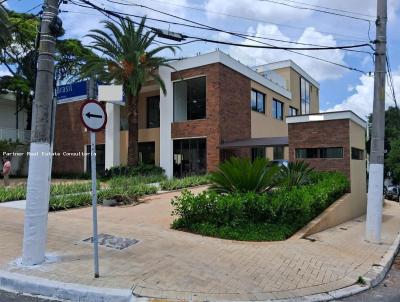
[173,138,206,178]
[86,144,105,174]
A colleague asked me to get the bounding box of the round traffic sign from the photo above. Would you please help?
[80,100,107,132]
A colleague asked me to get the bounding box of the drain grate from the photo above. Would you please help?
[83,233,139,250]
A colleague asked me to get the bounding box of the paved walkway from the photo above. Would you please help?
[0,189,399,301]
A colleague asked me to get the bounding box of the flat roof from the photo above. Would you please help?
[259,60,320,89]
[220,136,288,149]
[169,51,292,99]
[286,110,367,128]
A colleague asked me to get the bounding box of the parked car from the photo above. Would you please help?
[271,159,289,168]
[385,186,400,202]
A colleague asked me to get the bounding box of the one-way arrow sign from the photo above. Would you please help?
[80,100,107,132]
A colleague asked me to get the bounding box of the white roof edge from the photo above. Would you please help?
[169,51,292,99]
[286,111,367,129]
[264,60,320,89]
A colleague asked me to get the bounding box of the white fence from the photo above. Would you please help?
[0,127,31,143]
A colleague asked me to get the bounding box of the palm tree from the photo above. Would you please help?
[82,17,176,166]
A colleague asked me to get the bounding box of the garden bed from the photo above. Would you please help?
[171,169,349,241]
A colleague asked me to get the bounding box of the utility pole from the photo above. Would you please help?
[365,0,387,243]
[22,0,59,265]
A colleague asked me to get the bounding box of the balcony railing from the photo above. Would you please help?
[0,127,31,143]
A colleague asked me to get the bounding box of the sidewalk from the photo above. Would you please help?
[0,189,399,301]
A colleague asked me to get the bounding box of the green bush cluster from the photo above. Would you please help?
[103,164,164,179]
[99,183,158,201]
[49,193,92,211]
[160,175,210,191]
[171,172,349,241]
[107,175,166,189]
[0,185,26,202]
[50,181,99,195]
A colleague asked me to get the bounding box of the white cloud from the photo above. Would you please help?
[228,25,347,81]
[205,0,311,23]
[325,68,400,119]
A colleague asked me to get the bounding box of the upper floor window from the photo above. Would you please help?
[300,77,311,114]
[251,89,265,113]
[173,76,206,122]
[272,99,283,120]
[147,95,160,128]
[288,106,298,117]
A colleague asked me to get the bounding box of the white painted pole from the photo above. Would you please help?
[90,131,100,278]
[365,0,387,243]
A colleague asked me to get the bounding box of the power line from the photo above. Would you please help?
[259,0,375,22]
[100,0,374,52]
[112,0,372,42]
[386,52,398,109]
[73,0,372,74]
[270,0,376,19]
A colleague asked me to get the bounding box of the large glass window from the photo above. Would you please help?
[296,147,343,159]
[300,78,311,114]
[173,138,206,177]
[138,142,155,165]
[273,146,284,160]
[251,89,265,113]
[147,96,160,128]
[288,106,298,116]
[173,77,206,122]
[251,147,265,161]
[272,99,283,120]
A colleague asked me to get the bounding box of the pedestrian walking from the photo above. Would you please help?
[2,157,11,187]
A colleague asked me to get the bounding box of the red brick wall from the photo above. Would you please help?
[171,63,251,172]
[288,119,350,178]
[52,100,105,175]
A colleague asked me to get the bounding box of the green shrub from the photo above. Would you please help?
[171,172,349,241]
[0,185,26,202]
[160,175,210,191]
[99,183,158,200]
[107,175,166,189]
[278,161,314,189]
[49,193,91,211]
[103,164,164,179]
[208,157,279,193]
[50,181,99,195]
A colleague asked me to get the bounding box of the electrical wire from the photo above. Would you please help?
[259,0,374,22]
[72,0,372,74]
[386,52,398,110]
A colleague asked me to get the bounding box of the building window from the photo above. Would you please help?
[288,106,298,116]
[138,142,155,165]
[273,146,284,160]
[351,147,364,160]
[173,138,206,177]
[296,147,343,159]
[173,76,206,122]
[300,77,311,114]
[272,99,283,120]
[147,96,160,128]
[251,89,265,113]
[251,147,265,161]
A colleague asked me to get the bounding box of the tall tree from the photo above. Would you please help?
[81,17,176,166]
[0,4,10,49]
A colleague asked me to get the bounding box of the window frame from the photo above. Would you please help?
[300,77,311,115]
[146,95,160,128]
[288,106,298,117]
[295,147,344,159]
[251,89,265,114]
[273,146,284,160]
[351,147,364,160]
[272,98,284,120]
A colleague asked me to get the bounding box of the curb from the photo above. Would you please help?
[0,271,135,302]
[0,231,399,302]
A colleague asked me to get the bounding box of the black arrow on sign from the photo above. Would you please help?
[86,112,102,119]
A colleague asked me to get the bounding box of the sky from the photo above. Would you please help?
[3,0,400,120]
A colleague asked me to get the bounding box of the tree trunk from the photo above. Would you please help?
[127,93,139,166]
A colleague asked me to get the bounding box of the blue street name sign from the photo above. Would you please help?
[56,81,88,104]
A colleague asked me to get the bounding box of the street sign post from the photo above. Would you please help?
[80,100,107,278]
